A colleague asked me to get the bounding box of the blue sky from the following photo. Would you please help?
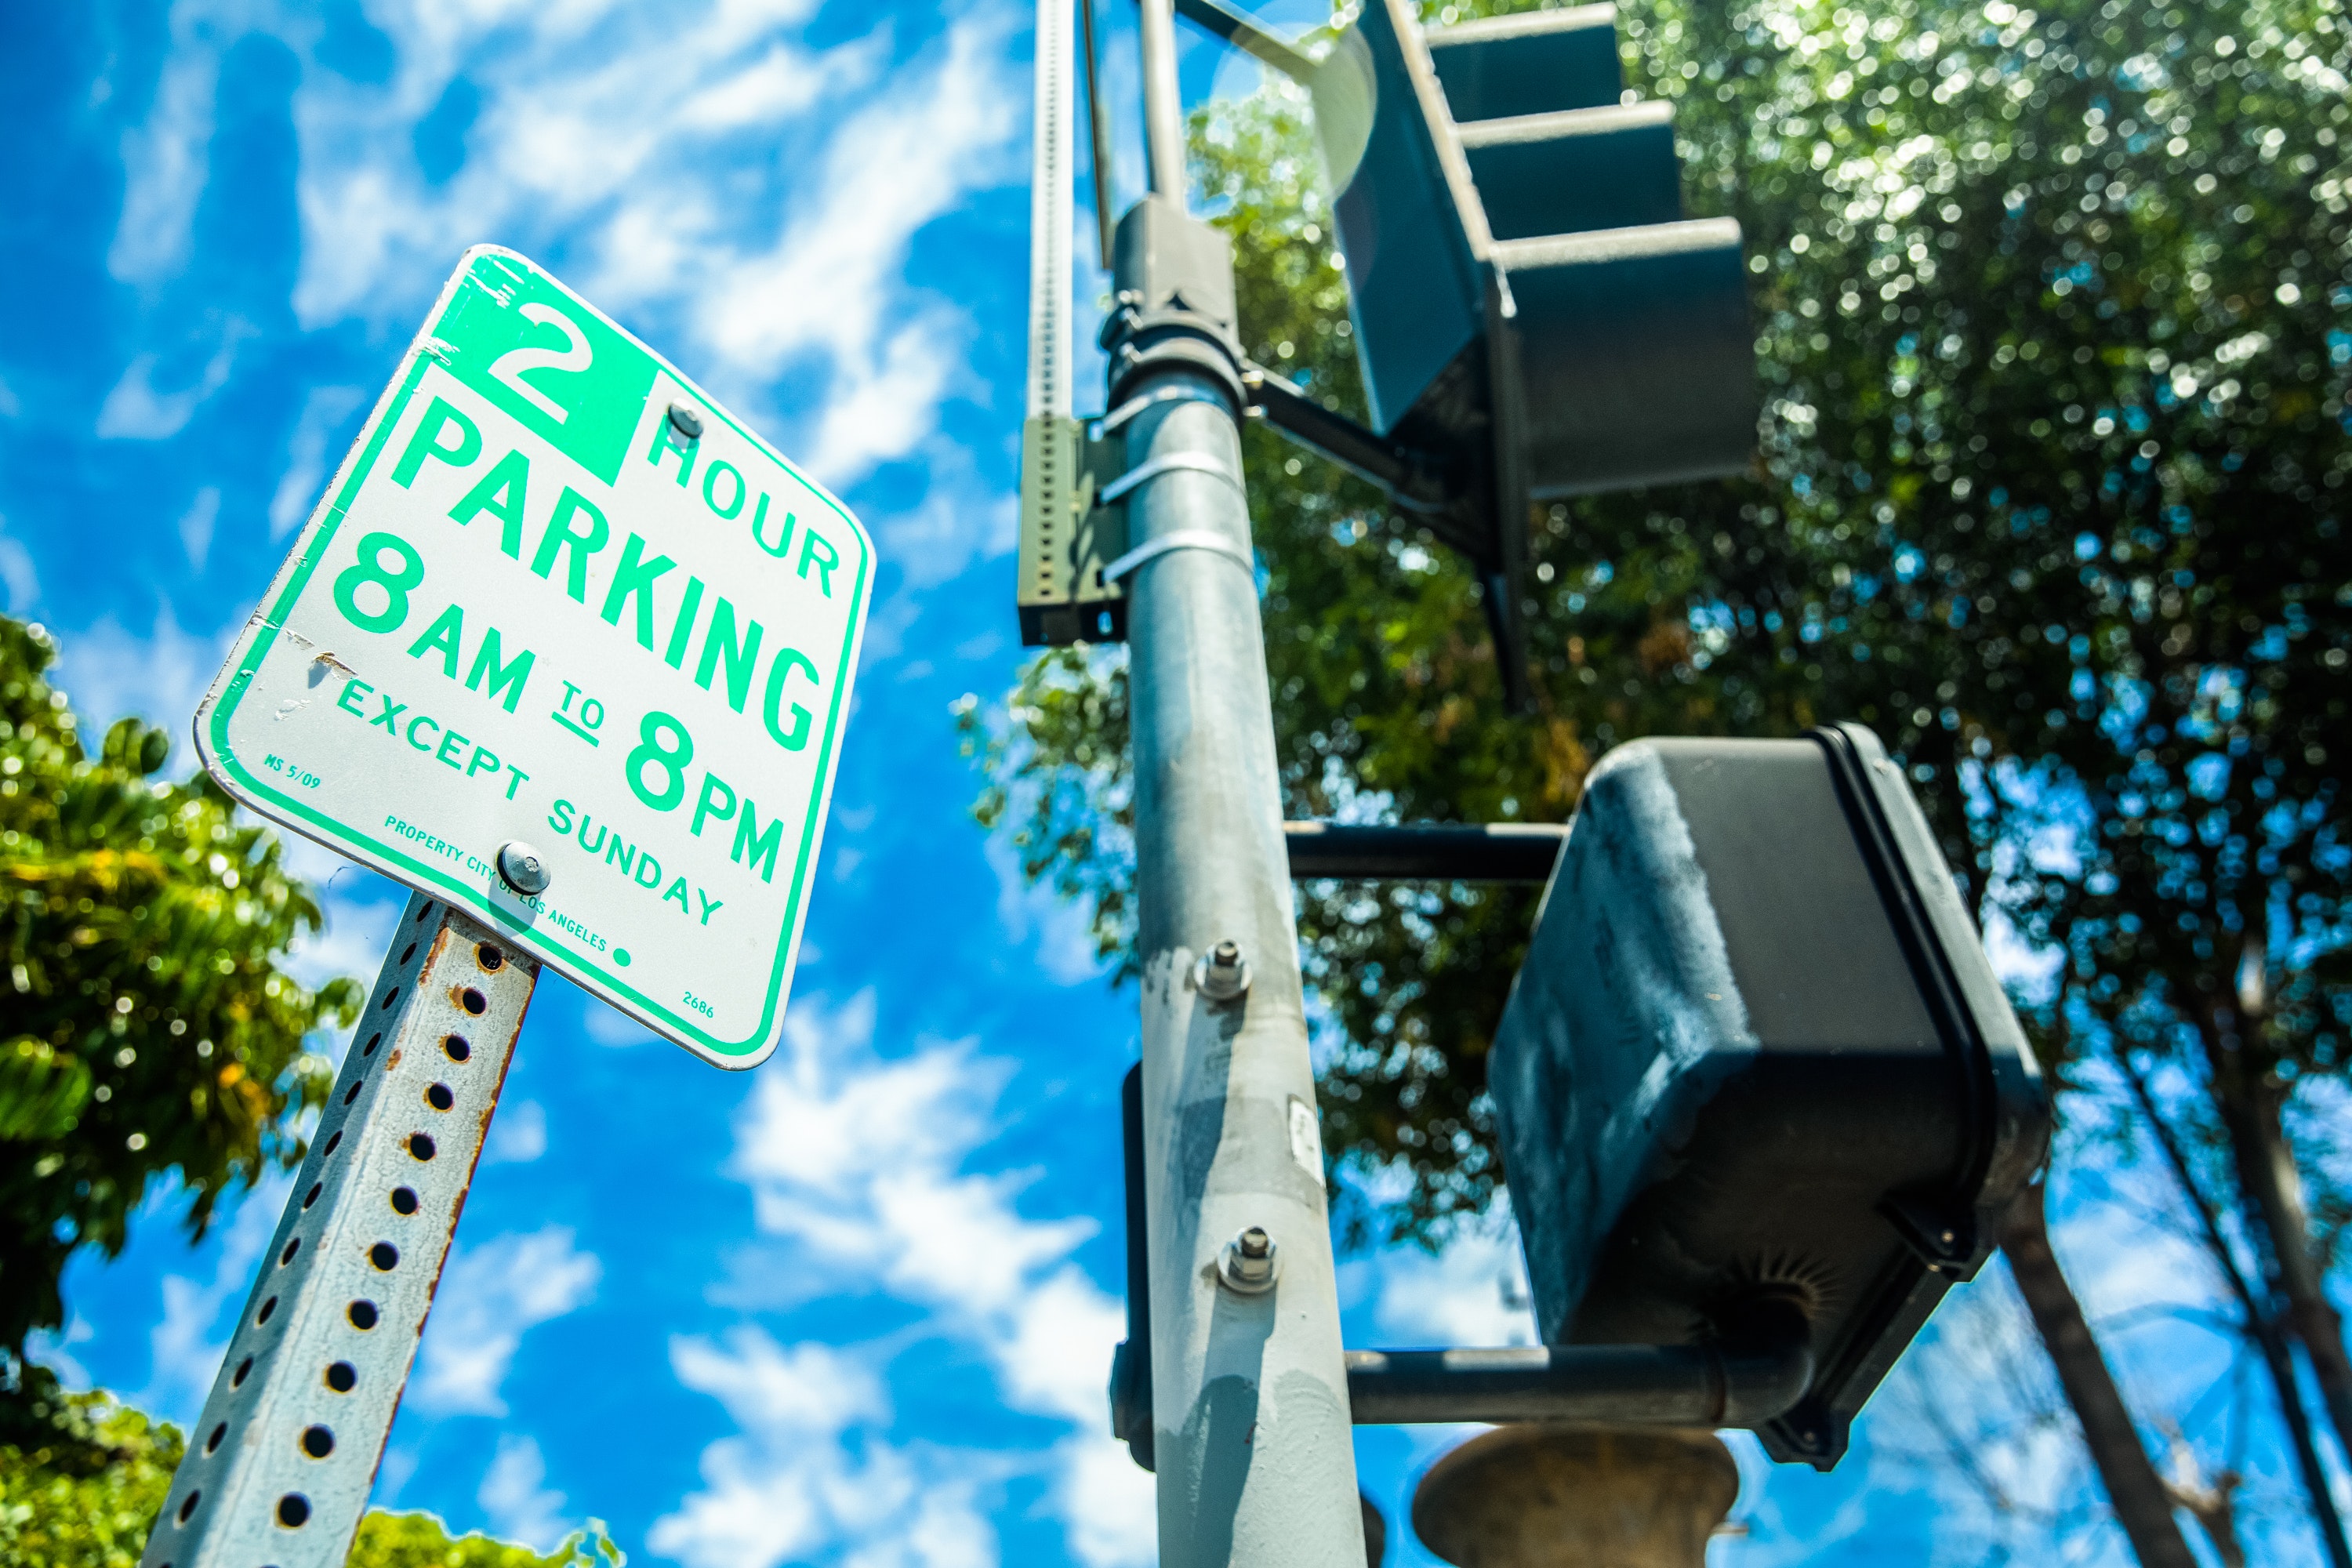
[5,2,2343,1565]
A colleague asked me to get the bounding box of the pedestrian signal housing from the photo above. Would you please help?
[1488,726,2051,1468]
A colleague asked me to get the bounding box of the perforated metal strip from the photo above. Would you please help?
[140,892,538,1568]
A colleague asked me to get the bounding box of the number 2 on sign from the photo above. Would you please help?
[488,303,591,424]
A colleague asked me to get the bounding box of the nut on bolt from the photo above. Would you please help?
[1218,1226,1279,1294]
[666,401,705,441]
[1195,940,1251,1001]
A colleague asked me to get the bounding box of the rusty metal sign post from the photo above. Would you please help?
[144,250,869,1568]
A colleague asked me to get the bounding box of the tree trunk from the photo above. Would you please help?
[2123,1040,2352,1568]
[2201,1022,2352,1465]
[1998,1178,2200,1568]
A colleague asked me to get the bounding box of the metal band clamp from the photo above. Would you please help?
[1102,528,1258,586]
[1098,450,1245,504]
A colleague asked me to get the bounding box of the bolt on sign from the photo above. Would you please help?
[197,248,872,1069]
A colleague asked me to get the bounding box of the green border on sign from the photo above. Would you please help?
[202,248,872,1060]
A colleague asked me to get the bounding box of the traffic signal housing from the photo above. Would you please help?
[1487,726,2051,1468]
[1309,0,1756,501]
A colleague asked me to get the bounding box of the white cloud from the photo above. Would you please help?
[873,441,1020,591]
[0,517,40,615]
[110,39,217,285]
[136,1173,292,1425]
[580,990,656,1047]
[652,1327,991,1568]
[286,873,405,1005]
[990,1265,1125,1425]
[177,486,221,573]
[671,1326,889,1442]
[1367,1207,1537,1349]
[478,1434,573,1552]
[1054,1435,1157,1568]
[52,602,238,768]
[96,339,241,441]
[412,1225,601,1415]
[268,384,367,538]
[984,835,1109,988]
[659,993,1150,1566]
[484,1098,548,1163]
[356,5,1007,481]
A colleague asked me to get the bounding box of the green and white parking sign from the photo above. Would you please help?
[198,248,871,1069]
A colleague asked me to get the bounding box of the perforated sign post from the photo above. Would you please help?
[144,249,870,1568]
[198,245,871,1069]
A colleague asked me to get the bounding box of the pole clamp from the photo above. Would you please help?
[1098,451,1246,505]
[1102,528,1256,586]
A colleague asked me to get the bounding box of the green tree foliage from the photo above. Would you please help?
[0,615,361,1374]
[967,0,2352,1244]
[0,1389,616,1568]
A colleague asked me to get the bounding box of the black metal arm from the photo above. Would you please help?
[1344,1337,1813,1428]
[1283,821,1564,883]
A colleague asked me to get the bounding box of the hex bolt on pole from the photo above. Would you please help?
[1218,1227,1280,1294]
[140,892,538,1568]
[1193,939,1252,1001]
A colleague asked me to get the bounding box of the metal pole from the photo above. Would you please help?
[1080,0,1120,270]
[1114,17,1363,1556]
[141,893,539,1567]
[1138,0,1188,198]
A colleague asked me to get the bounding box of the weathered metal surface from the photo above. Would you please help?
[140,892,538,1568]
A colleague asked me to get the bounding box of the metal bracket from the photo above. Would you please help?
[1018,414,1131,646]
[1171,0,1322,82]
[142,894,539,1568]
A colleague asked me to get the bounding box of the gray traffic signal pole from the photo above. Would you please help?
[1114,4,1368,1563]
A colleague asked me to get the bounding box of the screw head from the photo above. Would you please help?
[666,401,705,441]
[1219,1226,1279,1294]
[495,840,550,896]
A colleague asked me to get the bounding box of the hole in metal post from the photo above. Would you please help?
[303,1182,323,1210]
[347,1301,379,1330]
[343,1081,362,1106]
[417,902,434,924]
[460,988,488,1015]
[325,1362,358,1392]
[205,1421,227,1454]
[178,1490,201,1523]
[231,1356,253,1388]
[362,1033,382,1057]
[369,1242,399,1271]
[322,1132,341,1157]
[381,988,400,1011]
[280,1238,299,1266]
[400,943,416,966]
[390,1186,418,1214]
[408,1133,437,1160]
[300,1425,335,1459]
[477,943,504,971]
[444,1035,471,1062]
[277,1494,310,1528]
[256,1297,277,1325]
[426,1083,454,1111]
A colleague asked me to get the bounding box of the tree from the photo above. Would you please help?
[0,614,361,1408]
[967,0,2351,1552]
[0,1387,618,1568]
